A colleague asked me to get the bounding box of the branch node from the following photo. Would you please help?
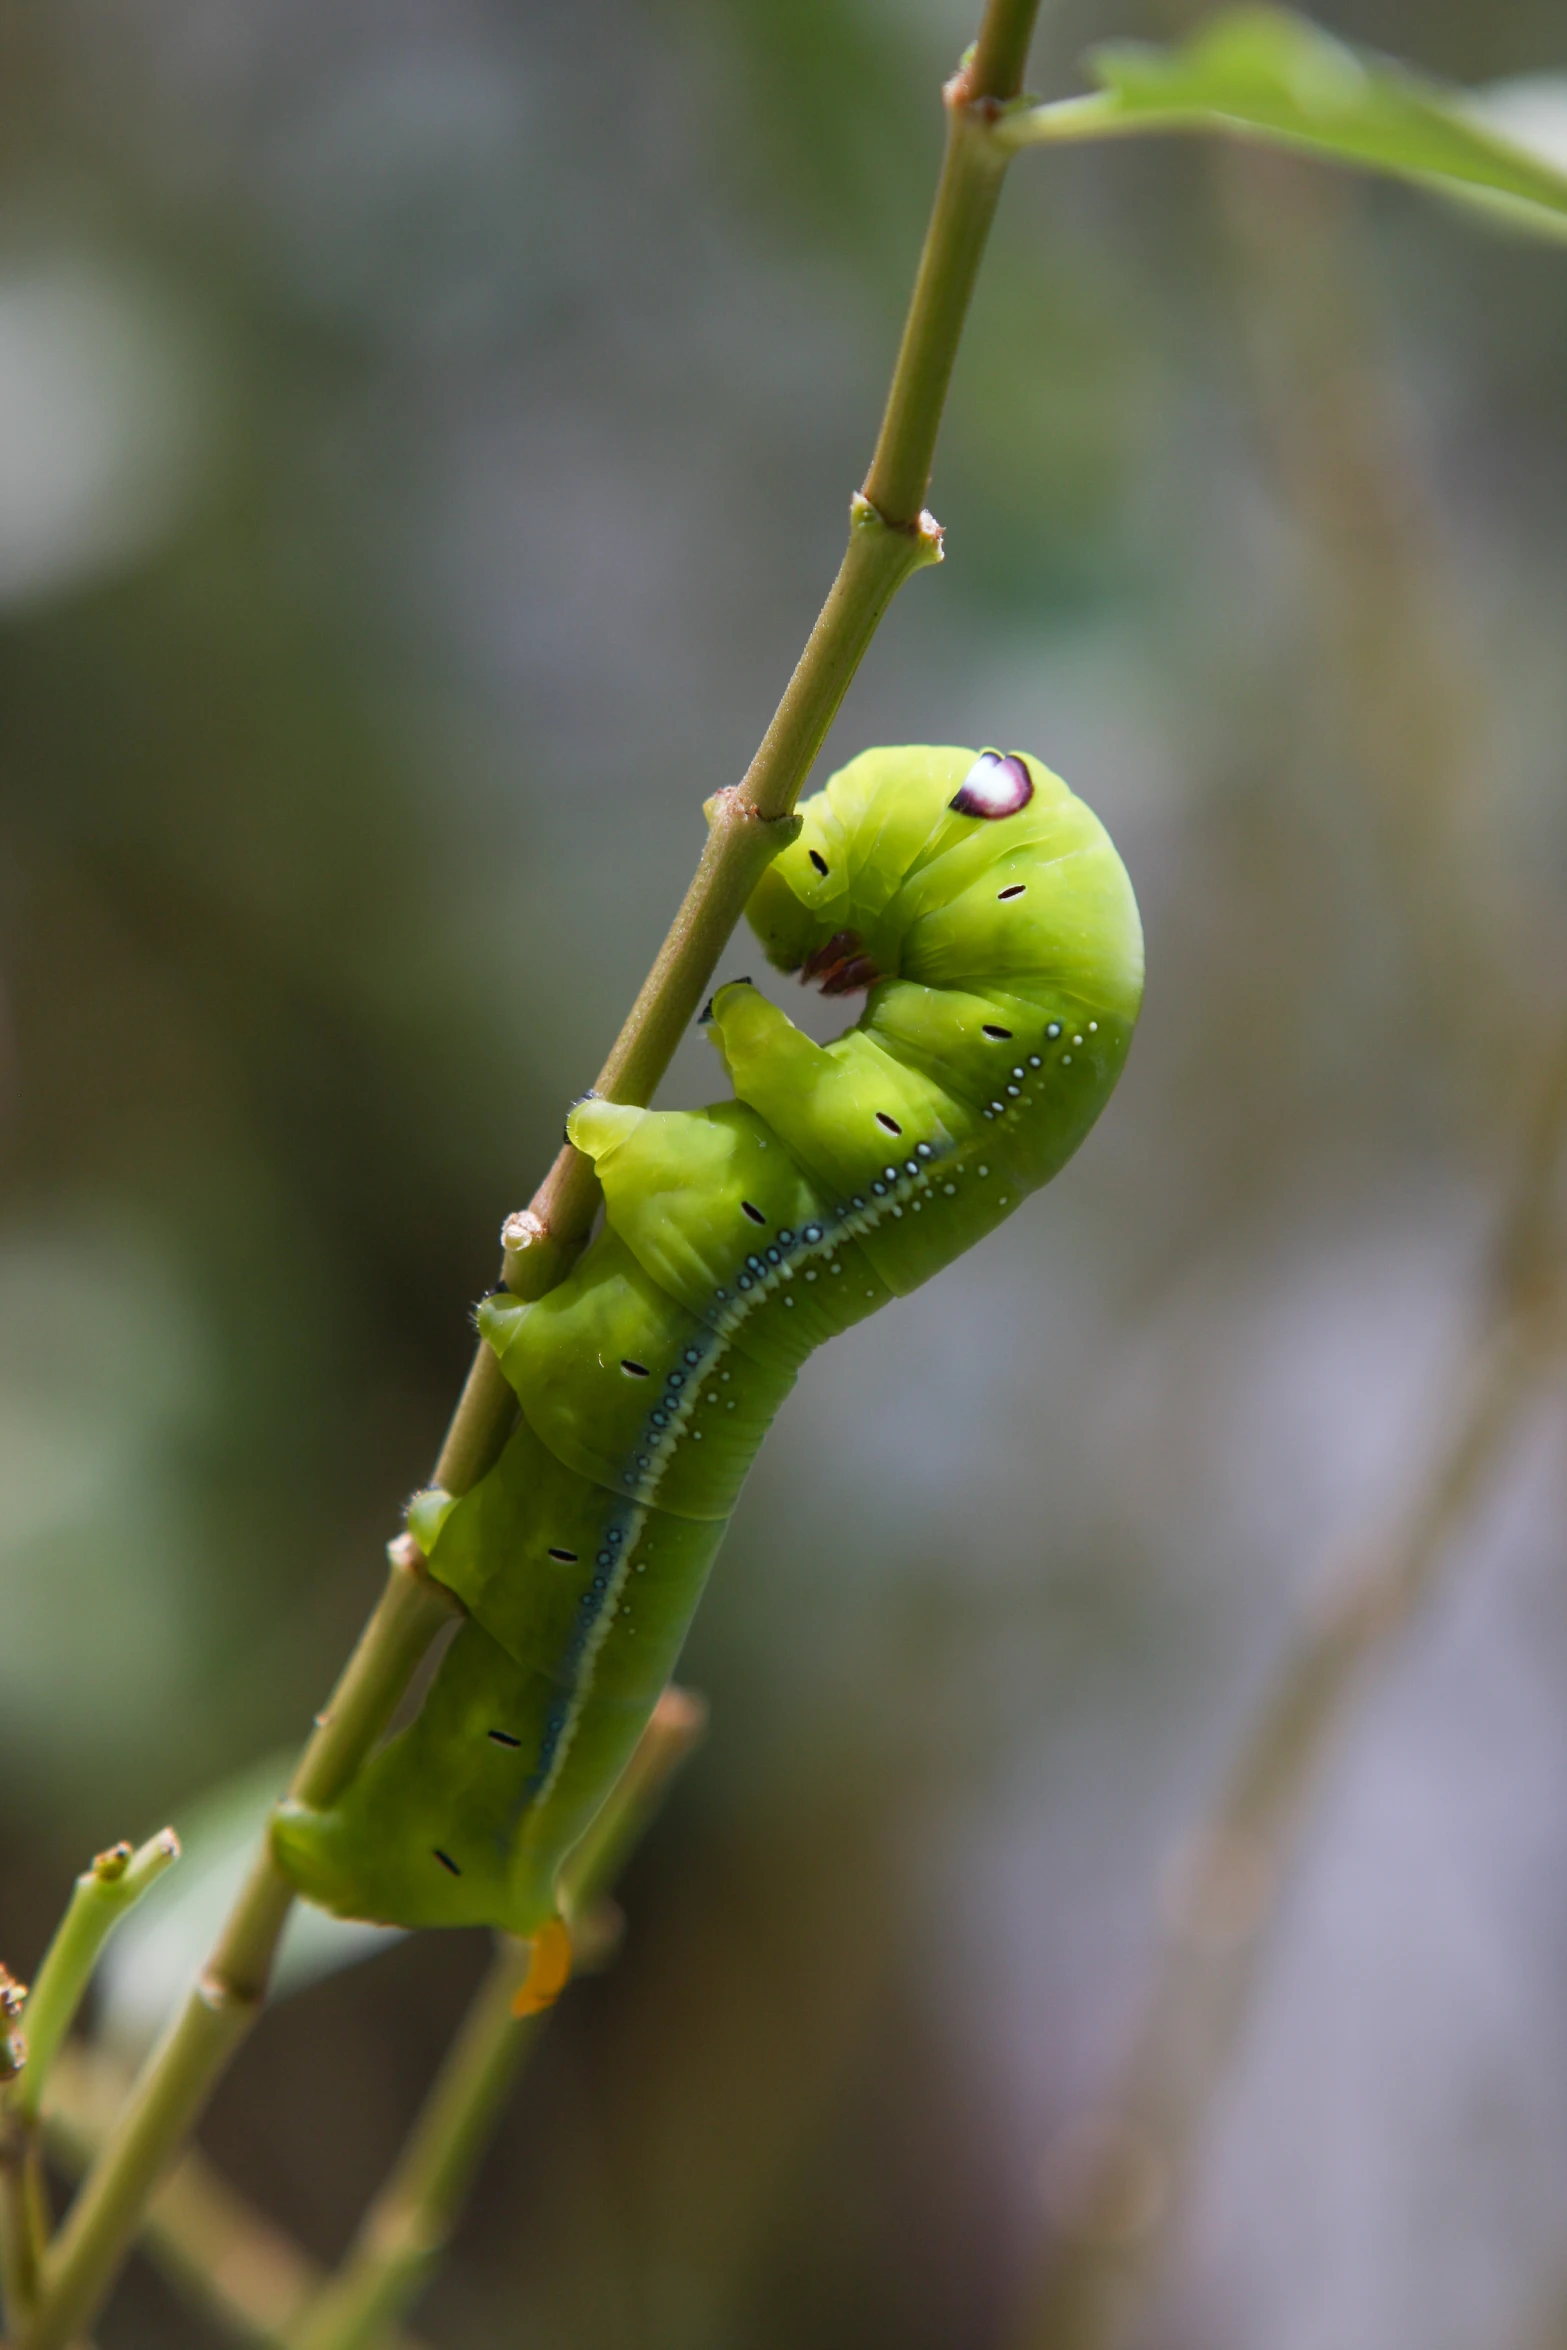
[500,1208,547,1256]
[848,491,945,565]
[385,1531,426,1578]
[194,1972,259,2021]
[703,784,804,842]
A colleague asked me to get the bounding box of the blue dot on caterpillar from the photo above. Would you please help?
[272,743,1145,2003]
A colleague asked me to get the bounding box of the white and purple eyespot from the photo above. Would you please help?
[950,750,1033,820]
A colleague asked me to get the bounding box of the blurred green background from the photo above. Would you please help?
[4,1,1567,2344]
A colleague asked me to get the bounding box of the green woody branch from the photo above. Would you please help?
[286,1689,707,2350]
[12,4,1042,2344]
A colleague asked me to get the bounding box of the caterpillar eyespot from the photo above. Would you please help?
[950,749,1033,819]
[273,745,1143,1934]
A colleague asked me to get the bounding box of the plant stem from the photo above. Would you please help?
[12,1836,182,2138]
[0,1995,38,2335]
[0,2141,36,2334]
[1010,1027,1567,2350]
[15,3,1041,2340]
[41,2044,430,2350]
[444,0,1042,1456]
[291,1952,543,2350]
[286,1689,708,2350]
[0,1833,180,2336]
[862,128,1009,527]
[16,1550,458,2350]
[968,0,1043,106]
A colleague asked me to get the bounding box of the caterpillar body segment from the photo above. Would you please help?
[272,746,1143,1934]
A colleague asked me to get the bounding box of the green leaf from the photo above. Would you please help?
[1001,9,1567,241]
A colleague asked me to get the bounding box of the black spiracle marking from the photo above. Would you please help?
[488,1729,522,1748]
[983,1024,1012,1040]
[621,1359,650,1378]
[808,849,829,875]
[433,1849,462,1875]
[875,1112,902,1136]
[741,1200,767,1225]
[548,1546,578,1563]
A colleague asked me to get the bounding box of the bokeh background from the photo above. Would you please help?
[4,1,1567,2345]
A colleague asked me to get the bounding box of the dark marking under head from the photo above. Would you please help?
[621,1359,651,1378]
[808,849,829,876]
[951,750,1033,820]
[800,929,880,997]
[433,1849,462,1875]
[827,955,880,996]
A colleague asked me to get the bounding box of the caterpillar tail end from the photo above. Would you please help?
[513,1915,574,2017]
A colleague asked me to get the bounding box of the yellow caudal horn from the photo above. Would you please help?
[567,1098,646,1165]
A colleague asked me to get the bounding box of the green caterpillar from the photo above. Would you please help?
[274,745,1143,1954]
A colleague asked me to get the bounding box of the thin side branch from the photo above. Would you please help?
[286,1689,708,2350]
[0,1978,33,2329]
[1,1832,179,2336]
[10,1835,182,2137]
[1010,1024,1567,2350]
[16,1548,459,2350]
[41,2043,429,2350]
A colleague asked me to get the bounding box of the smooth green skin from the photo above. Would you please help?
[274,746,1143,1933]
